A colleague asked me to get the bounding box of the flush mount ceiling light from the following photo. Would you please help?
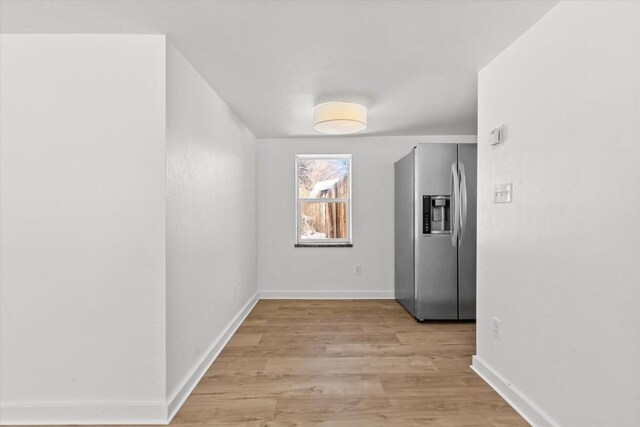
[313,102,367,135]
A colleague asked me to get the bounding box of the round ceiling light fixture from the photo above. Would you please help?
[313,102,367,135]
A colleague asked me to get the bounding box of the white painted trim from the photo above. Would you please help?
[471,355,557,427]
[259,290,394,299]
[166,292,259,422]
[0,292,260,426]
[0,401,167,425]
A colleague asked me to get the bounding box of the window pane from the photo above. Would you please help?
[297,158,349,198]
[300,202,348,240]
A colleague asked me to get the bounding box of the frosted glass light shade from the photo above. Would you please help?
[313,102,367,135]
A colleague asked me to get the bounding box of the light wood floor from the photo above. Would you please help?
[14,300,526,427]
[171,299,527,426]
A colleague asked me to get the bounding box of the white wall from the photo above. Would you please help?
[0,35,259,424]
[165,43,258,412]
[474,2,640,426]
[0,35,167,421]
[257,135,475,298]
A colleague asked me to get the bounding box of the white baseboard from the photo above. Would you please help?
[0,292,260,426]
[0,401,167,425]
[259,290,394,299]
[166,291,259,422]
[471,355,557,427]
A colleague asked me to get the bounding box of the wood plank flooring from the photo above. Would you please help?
[173,299,527,426]
[13,300,526,426]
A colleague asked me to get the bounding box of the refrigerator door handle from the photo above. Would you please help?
[450,162,460,247]
[458,162,467,244]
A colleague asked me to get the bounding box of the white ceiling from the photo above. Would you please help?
[0,0,557,138]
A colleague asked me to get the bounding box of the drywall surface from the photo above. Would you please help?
[475,1,640,425]
[0,34,167,410]
[257,135,475,297]
[165,42,257,401]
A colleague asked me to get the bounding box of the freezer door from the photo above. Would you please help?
[415,144,458,320]
[457,144,477,320]
[394,150,415,316]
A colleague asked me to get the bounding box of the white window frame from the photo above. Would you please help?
[295,154,352,246]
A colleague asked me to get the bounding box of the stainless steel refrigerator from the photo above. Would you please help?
[394,143,477,321]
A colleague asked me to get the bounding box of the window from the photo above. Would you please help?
[295,154,352,246]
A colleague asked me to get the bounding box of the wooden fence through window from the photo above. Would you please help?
[323,175,348,239]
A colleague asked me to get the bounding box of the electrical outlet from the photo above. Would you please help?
[355,265,362,276]
[492,317,501,339]
[493,183,512,203]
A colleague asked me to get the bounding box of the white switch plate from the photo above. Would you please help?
[493,183,512,203]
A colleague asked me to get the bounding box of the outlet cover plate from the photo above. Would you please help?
[492,317,501,339]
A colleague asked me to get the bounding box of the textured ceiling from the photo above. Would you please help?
[0,0,558,137]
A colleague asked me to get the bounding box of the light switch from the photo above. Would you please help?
[493,183,512,203]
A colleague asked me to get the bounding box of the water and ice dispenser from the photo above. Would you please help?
[422,195,451,234]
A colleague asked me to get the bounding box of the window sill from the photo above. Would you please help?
[295,243,353,248]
